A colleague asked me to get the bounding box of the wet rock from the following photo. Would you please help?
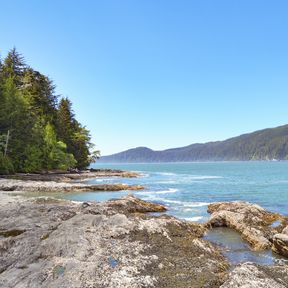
[207,201,281,250]
[220,262,288,288]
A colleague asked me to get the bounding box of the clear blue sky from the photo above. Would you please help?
[1,0,288,155]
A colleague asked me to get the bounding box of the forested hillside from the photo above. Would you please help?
[100,125,288,163]
[0,48,98,174]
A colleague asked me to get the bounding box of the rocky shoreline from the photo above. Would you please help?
[0,169,140,182]
[0,169,143,193]
[207,201,288,257]
[0,170,288,287]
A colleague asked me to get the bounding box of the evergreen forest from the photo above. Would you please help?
[0,48,99,174]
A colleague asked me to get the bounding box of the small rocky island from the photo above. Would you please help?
[0,170,288,287]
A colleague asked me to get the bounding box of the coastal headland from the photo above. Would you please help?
[0,169,288,287]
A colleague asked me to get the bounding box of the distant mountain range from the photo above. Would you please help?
[99,125,288,163]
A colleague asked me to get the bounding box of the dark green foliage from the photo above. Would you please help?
[1,48,25,86]
[57,98,93,169]
[0,153,14,174]
[101,125,288,163]
[0,48,97,174]
[43,123,77,170]
[22,68,58,122]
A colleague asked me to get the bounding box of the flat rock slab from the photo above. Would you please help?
[0,179,144,193]
[220,262,288,288]
[0,169,140,182]
[0,195,228,288]
[1,193,288,287]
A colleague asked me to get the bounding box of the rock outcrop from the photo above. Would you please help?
[1,182,288,287]
[220,262,288,288]
[273,225,288,257]
[207,201,282,250]
[0,179,144,193]
[1,169,140,182]
[0,195,228,288]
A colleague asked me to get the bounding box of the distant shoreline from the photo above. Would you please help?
[0,168,140,182]
[99,124,288,163]
[96,160,287,164]
[0,169,143,193]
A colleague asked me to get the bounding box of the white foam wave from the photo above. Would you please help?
[157,172,177,176]
[189,175,223,180]
[154,188,178,194]
[137,194,210,208]
[156,180,177,184]
[139,173,150,178]
[182,216,203,222]
[162,199,209,207]
[156,173,223,181]
[160,199,185,205]
[182,208,195,212]
[136,188,178,196]
[184,202,210,207]
[94,178,115,182]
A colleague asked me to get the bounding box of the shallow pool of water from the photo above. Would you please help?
[204,227,288,266]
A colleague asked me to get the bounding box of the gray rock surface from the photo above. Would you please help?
[1,169,140,182]
[1,179,288,288]
[0,178,144,193]
[273,225,288,257]
[0,194,227,288]
[220,262,288,288]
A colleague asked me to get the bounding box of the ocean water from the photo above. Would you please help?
[63,161,288,265]
[67,162,288,220]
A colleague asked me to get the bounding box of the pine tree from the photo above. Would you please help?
[22,68,58,121]
[1,47,25,87]
[1,76,34,170]
[0,48,97,173]
[57,98,92,168]
[57,97,75,147]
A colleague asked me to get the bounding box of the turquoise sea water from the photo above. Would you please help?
[63,161,288,265]
[67,162,288,220]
